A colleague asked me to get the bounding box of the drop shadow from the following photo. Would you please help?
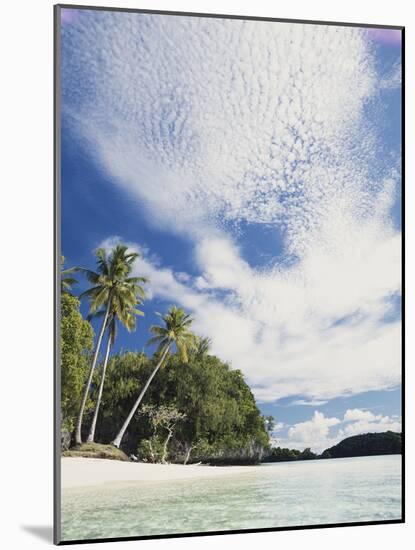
[21,525,53,543]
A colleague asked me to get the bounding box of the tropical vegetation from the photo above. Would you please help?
[74,245,146,445]
[60,244,269,464]
[111,306,195,448]
[263,447,317,462]
[60,292,94,449]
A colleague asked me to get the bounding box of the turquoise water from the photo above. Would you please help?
[61,455,401,541]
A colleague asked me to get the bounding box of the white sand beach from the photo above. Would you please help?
[61,457,262,488]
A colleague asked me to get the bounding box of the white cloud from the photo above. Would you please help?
[284,411,341,452]
[276,409,401,453]
[67,13,401,403]
[273,422,285,432]
[344,408,377,422]
[339,408,402,440]
[62,13,384,242]
[99,230,401,402]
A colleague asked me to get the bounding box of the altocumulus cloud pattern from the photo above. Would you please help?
[61,10,401,403]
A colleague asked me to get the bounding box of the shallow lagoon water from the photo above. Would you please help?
[61,455,401,541]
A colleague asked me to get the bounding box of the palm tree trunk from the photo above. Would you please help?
[86,332,112,443]
[75,300,111,445]
[111,344,170,448]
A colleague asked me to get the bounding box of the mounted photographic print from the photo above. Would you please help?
[54,4,404,545]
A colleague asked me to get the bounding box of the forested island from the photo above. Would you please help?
[320,432,402,459]
[61,245,402,466]
[61,246,268,465]
[62,330,269,464]
[264,432,402,463]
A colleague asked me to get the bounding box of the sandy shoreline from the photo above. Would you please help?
[61,457,262,489]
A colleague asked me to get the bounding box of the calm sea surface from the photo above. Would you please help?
[61,455,401,541]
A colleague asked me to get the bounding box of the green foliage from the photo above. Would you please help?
[136,438,164,463]
[93,351,150,445]
[95,351,269,464]
[320,431,402,459]
[86,295,146,442]
[61,293,94,434]
[190,336,212,360]
[61,256,78,293]
[148,306,195,362]
[109,306,197,448]
[79,245,147,320]
[74,244,147,445]
[263,446,317,462]
[61,246,268,462]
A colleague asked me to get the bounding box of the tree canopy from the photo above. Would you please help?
[92,351,269,464]
[60,293,94,437]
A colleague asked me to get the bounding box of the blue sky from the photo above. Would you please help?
[60,9,402,452]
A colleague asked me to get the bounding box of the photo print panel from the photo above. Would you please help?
[54,4,404,544]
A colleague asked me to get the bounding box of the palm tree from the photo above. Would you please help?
[192,336,212,360]
[86,299,144,443]
[60,255,78,293]
[74,245,147,445]
[111,306,195,448]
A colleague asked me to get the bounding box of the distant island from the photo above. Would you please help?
[320,431,402,459]
[264,431,402,463]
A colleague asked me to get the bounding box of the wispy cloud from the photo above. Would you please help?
[100,234,400,403]
[66,12,401,404]
[62,12,389,244]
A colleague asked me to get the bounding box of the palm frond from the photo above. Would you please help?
[61,276,78,290]
[76,267,101,285]
[146,305,194,364]
[146,335,168,347]
[78,243,148,345]
[60,256,79,291]
[78,285,101,298]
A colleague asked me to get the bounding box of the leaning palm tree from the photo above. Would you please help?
[86,299,144,443]
[74,245,147,445]
[111,306,195,448]
[60,255,78,293]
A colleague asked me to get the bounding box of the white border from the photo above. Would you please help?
[1,1,411,549]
